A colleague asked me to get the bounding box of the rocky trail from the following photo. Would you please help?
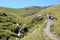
[43,19,60,40]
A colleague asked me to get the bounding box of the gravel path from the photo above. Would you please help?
[43,19,59,40]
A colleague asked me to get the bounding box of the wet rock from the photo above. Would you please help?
[23,27,28,32]
[19,27,28,34]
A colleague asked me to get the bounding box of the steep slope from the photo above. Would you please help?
[20,4,60,40]
[34,4,60,38]
[0,9,24,40]
[0,4,59,40]
[0,6,47,40]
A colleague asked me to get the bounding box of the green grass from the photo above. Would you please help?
[0,6,49,17]
[20,22,51,40]
[0,4,60,40]
[20,4,60,40]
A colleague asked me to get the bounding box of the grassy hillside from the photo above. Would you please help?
[33,4,60,38]
[0,9,17,34]
[0,6,49,40]
[0,9,24,40]
[20,4,60,40]
[0,6,50,17]
[0,4,60,40]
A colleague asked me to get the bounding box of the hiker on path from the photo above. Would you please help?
[47,14,51,19]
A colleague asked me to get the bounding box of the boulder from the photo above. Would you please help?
[0,35,10,40]
[51,17,57,20]
[0,13,7,16]
[32,16,43,23]
[22,27,28,32]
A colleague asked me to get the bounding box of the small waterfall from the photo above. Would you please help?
[16,23,22,36]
